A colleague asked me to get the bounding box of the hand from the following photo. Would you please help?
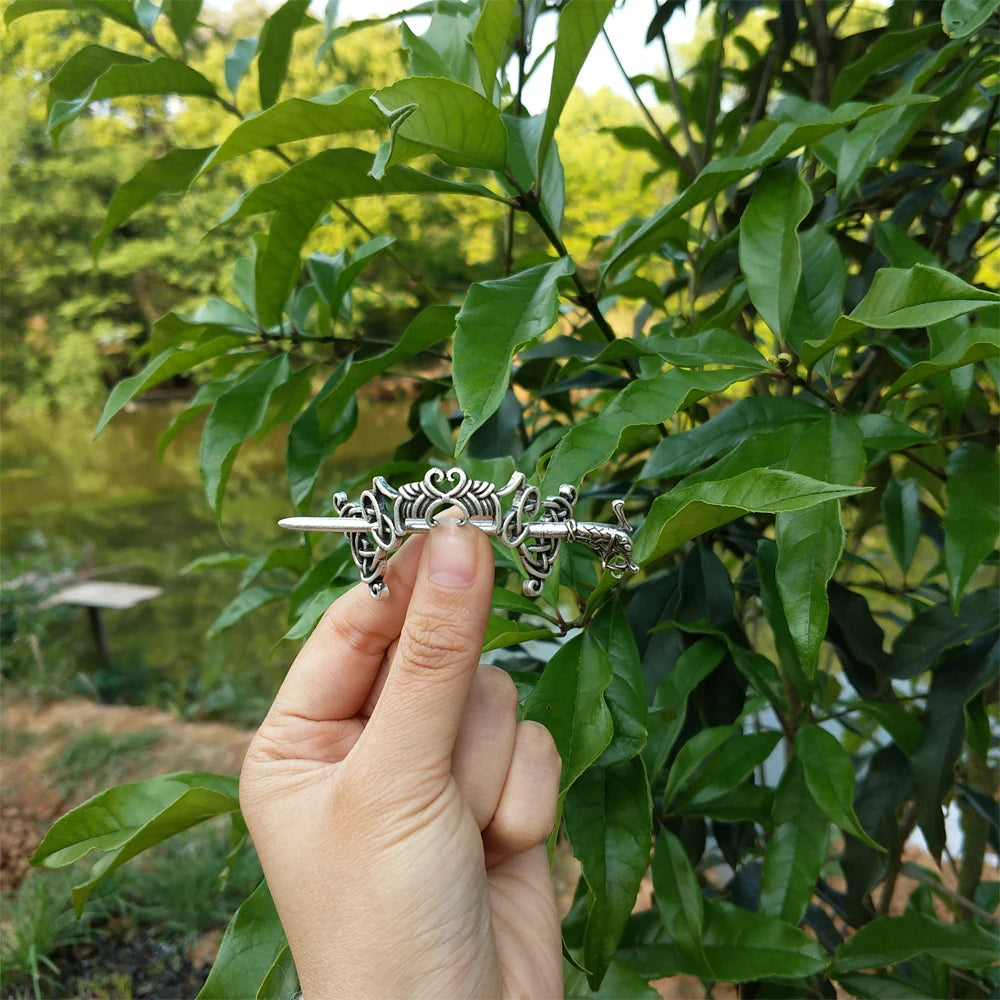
[240,519,563,999]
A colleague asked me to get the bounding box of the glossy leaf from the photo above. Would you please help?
[287,305,456,510]
[197,880,293,1000]
[651,829,707,970]
[910,637,998,860]
[207,585,291,639]
[883,325,1000,399]
[220,148,505,224]
[369,77,508,176]
[800,265,1000,370]
[565,756,652,988]
[888,588,1000,678]
[856,414,929,451]
[204,89,383,171]
[756,539,810,700]
[541,369,765,494]
[95,338,245,437]
[796,725,884,851]
[944,443,1000,610]
[775,415,863,673]
[7,0,141,31]
[47,44,145,111]
[522,632,614,796]
[201,354,291,520]
[308,236,395,320]
[645,326,770,370]
[564,957,660,999]
[163,0,202,45]
[539,0,614,173]
[454,257,574,455]
[257,0,310,109]
[942,0,1000,37]
[881,477,920,575]
[640,396,822,480]
[635,467,867,566]
[738,160,812,340]
[759,760,829,926]
[225,36,258,95]
[482,615,554,651]
[662,724,737,809]
[31,772,239,914]
[673,731,781,810]
[833,912,1000,972]
[644,638,726,778]
[788,226,846,355]
[589,599,647,767]
[831,23,942,104]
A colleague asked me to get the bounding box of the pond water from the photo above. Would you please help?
[1,399,408,724]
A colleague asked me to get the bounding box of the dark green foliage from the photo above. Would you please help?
[16,0,1000,996]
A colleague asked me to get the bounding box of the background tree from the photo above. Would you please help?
[11,0,999,997]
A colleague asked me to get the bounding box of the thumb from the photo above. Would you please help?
[358,516,495,778]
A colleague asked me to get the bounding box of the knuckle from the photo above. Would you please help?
[403,610,474,672]
[322,608,386,660]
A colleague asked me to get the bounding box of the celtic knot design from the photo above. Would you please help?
[295,468,639,600]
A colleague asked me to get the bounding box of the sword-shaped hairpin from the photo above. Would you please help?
[279,467,639,599]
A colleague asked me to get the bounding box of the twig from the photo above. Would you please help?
[901,446,948,482]
[658,29,700,169]
[877,802,918,916]
[602,29,696,179]
[839,348,881,406]
[701,5,729,166]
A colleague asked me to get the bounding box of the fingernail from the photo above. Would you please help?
[428,517,478,588]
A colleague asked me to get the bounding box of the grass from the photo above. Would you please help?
[46,728,163,799]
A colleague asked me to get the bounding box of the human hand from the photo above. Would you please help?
[240,519,563,999]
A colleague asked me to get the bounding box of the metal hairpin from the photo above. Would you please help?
[279,467,639,599]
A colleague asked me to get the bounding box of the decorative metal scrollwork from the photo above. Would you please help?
[280,467,639,599]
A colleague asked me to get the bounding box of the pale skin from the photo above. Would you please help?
[240,518,564,999]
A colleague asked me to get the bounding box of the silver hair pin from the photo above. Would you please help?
[279,467,639,599]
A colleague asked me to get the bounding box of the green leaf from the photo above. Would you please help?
[95,338,245,438]
[883,325,1000,399]
[282,584,354,643]
[369,77,508,176]
[796,724,884,851]
[539,0,615,173]
[775,415,863,673]
[874,219,938,269]
[640,396,822,480]
[47,45,145,111]
[219,148,504,225]
[651,829,708,972]
[6,0,142,31]
[287,305,456,510]
[454,257,574,455]
[910,637,998,860]
[204,89,383,171]
[833,912,1000,973]
[31,772,239,915]
[881,477,921,575]
[759,759,829,926]
[673,731,781,810]
[800,266,1000,370]
[207,585,290,639]
[163,0,202,46]
[589,599,647,767]
[942,0,1000,37]
[757,539,810,700]
[92,146,213,258]
[308,236,395,320]
[788,226,846,357]
[644,638,726,778]
[645,326,770,370]
[831,23,943,105]
[196,880,292,1000]
[482,615,554,651]
[522,632,614,796]
[738,160,812,340]
[179,552,253,575]
[472,0,516,95]
[856,414,930,451]
[834,973,937,1000]
[852,701,922,755]
[254,203,325,328]
[565,756,652,989]
[662,724,737,809]
[541,369,761,494]
[201,354,291,520]
[603,96,934,278]
[563,956,660,999]
[635,467,867,566]
[889,588,1000,678]
[944,443,1000,610]
[225,36,258,96]
[258,0,310,109]
[49,58,220,141]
